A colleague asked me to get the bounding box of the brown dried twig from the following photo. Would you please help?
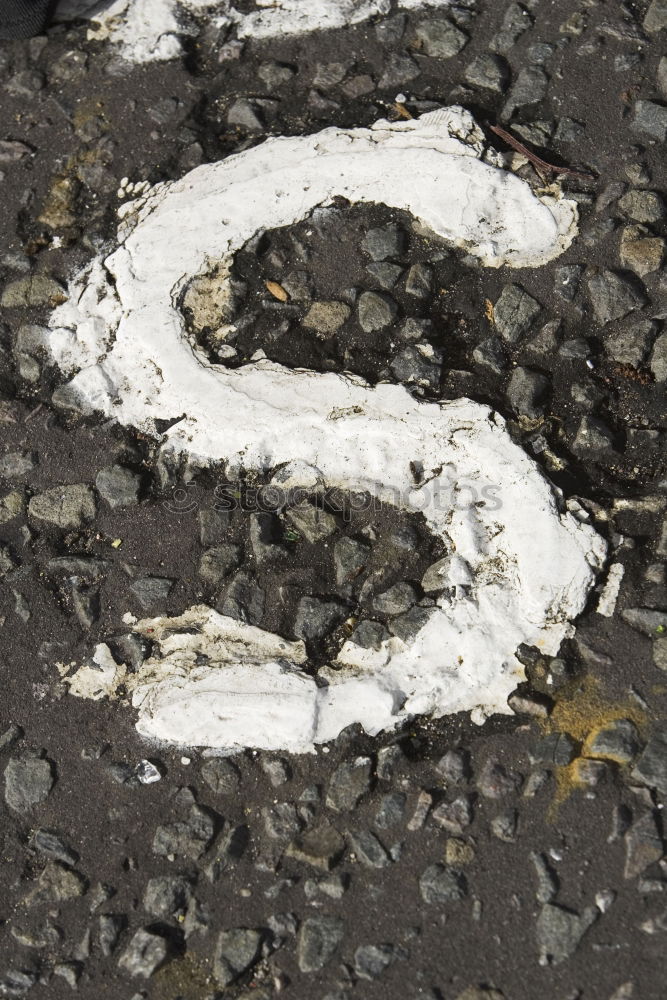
[489,124,596,182]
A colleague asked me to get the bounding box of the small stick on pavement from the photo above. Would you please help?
[489,123,596,182]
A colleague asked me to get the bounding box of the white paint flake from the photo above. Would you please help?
[48,108,604,753]
[56,0,458,64]
[596,562,625,618]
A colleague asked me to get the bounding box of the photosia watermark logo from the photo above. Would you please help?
[162,480,503,518]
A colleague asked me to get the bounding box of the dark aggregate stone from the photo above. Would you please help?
[624,811,664,878]
[95,465,141,508]
[326,756,373,812]
[118,928,169,978]
[493,285,542,342]
[419,863,467,904]
[631,723,667,793]
[297,915,344,973]
[535,904,597,966]
[293,596,347,642]
[4,756,55,812]
[152,804,216,860]
[214,927,264,986]
[414,19,468,59]
[586,271,647,325]
[348,829,391,868]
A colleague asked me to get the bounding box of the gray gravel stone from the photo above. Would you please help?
[204,824,249,882]
[286,504,337,543]
[618,189,665,223]
[214,928,263,986]
[25,863,86,905]
[348,829,390,868]
[632,100,667,141]
[227,98,264,130]
[373,581,418,615]
[586,719,641,763]
[649,330,667,381]
[349,619,388,649]
[391,345,442,388]
[494,285,542,342]
[4,756,54,812]
[31,829,78,866]
[388,605,434,642]
[554,265,583,301]
[491,1,533,54]
[572,416,616,455]
[198,507,231,545]
[631,723,667,793]
[435,749,469,783]
[334,536,370,587]
[624,811,663,878]
[201,757,240,796]
[326,756,373,812]
[95,466,140,508]
[118,929,168,978]
[536,903,597,965]
[263,801,302,840]
[531,851,558,904]
[1,275,66,308]
[366,261,403,290]
[287,822,345,871]
[375,792,406,829]
[605,319,656,365]
[0,451,35,479]
[303,300,351,337]
[431,795,473,835]
[620,225,665,276]
[294,596,347,642]
[419,863,467,904]
[506,367,549,419]
[362,224,405,261]
[503,66,548,118]
[220,569,265,624]
[99,914,125,956]
[297,916,344,972]
[405,262,433,298]
[144,875,193,919]
[130,576,174,611]
[472,337,508,374]
[28,483,95,530]
[490,810,518,842]
[199,543,241,587]
[621,607,667,636]
[645,0,667,31]
[354,943,402,980]
[153,804,215,859]
[414,19,468,58]
[357,291,397,332]
[531,732,576,766]
[465,53,509,92]
[477,759,522,799]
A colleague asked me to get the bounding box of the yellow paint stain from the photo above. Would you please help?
[539,674,646,818]
[152,951,214,1000]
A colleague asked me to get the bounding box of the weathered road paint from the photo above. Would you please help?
[56,0,458,64]
[51,108,605,752]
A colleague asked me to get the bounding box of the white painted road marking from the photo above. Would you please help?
[51,108,605,752]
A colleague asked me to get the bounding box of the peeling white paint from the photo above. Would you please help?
[596,562,625,618]
[56,0,458,64]
[47,108,604,753]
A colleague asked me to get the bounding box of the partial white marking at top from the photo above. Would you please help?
[56,0,458,63]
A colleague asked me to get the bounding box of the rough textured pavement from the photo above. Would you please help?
[1,1,667,998]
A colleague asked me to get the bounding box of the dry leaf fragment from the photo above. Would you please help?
[484,298,494,322]
[265,280,289,302]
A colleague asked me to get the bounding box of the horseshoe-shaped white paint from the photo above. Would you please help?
[50,109,605,753]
